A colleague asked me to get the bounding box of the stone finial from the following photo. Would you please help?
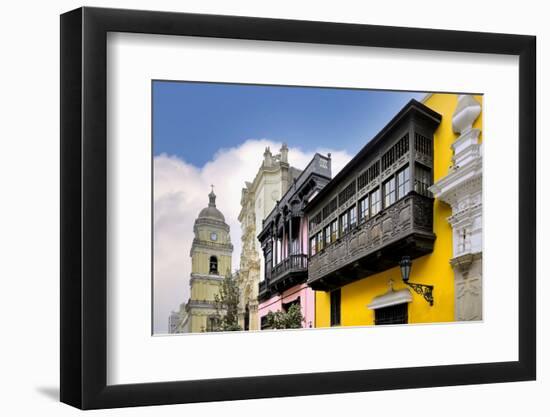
[263,146,273,167]
[280,143,289,163]
[452,95,481,135]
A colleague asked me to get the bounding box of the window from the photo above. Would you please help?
[358,161,380,191]
[349,205,357,229]
[282,297,300,312]
[338,180,356,206]
[370,188,381,216]
[324,225,331,247]
[209,256,218,274]
[322,198,338,219]
[330,289,341,326]
[357,170,368,191]
[383,177,396,208]
[414,132,432,157]
[309,211,322,230]
[264,248,272,282]
[290,238,299,255]
[330,219,338,242]
[340,212,349,235]
[359,196,369,223]
[317,232,324,252]
[397,165,411,199]
[374,303,408,325]
[382,134,409,171]
[310,237,316,256]
[415,164,432,197]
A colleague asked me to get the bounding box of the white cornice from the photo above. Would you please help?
[367,287,412,310]
[452,95,481,134]
[190,273,225,281]
[430,157,482,206]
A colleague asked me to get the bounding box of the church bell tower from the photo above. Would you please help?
[183,187,233,332]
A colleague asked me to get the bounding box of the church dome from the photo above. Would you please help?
[197,188,225,222]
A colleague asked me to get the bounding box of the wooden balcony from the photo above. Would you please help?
[259,254,308,301]
[307,192,435,291]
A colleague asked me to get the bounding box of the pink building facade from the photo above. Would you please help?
[257,154,332,329]
[258,283,316,329]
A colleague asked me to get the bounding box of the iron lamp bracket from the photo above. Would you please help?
[405,281,434,306]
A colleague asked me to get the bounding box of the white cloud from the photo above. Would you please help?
[153,139,353,333]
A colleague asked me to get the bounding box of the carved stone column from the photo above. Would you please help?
[236,269,247,328]
[248,299,259,331]
[246,252,261,331]
[429,95,483,321]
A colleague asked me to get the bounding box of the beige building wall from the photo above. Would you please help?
[237,144,301,330]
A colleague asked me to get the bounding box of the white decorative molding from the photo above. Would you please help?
[452,253,482,321]
[367,281,412,310]
[429,94,482,321]
[452,94,482,135]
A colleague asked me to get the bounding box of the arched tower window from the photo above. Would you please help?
[209,256,218,274]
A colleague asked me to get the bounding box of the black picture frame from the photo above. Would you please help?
[60,6,536,410]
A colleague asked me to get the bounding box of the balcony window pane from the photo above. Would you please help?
[414,164,432,197]
[384,177,396,208]
[349,205,357,229]
[310,237,316,256]
[331,219,338,242]
[340,212,349,235]
[317,232,324,252]
[397,165,411,199]
[359,196,369,222]
[324,225,331,246]
[370,188,381,216]
[291,238,299,255]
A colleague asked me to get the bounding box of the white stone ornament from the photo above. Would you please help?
[452,94,481,134]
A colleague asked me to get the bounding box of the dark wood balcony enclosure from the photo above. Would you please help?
[305,99,442,291]
[258,154,332,301]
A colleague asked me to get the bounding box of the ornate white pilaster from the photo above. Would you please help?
[237,144,296,331]
[429,95,483,321]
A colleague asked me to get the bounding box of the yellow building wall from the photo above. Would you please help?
[189,308,218,333]
[315,93,483,327]
[190,278,224,301]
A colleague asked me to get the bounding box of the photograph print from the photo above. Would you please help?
[153,81,483,335]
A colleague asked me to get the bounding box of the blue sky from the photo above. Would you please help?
[153,81,424,165]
